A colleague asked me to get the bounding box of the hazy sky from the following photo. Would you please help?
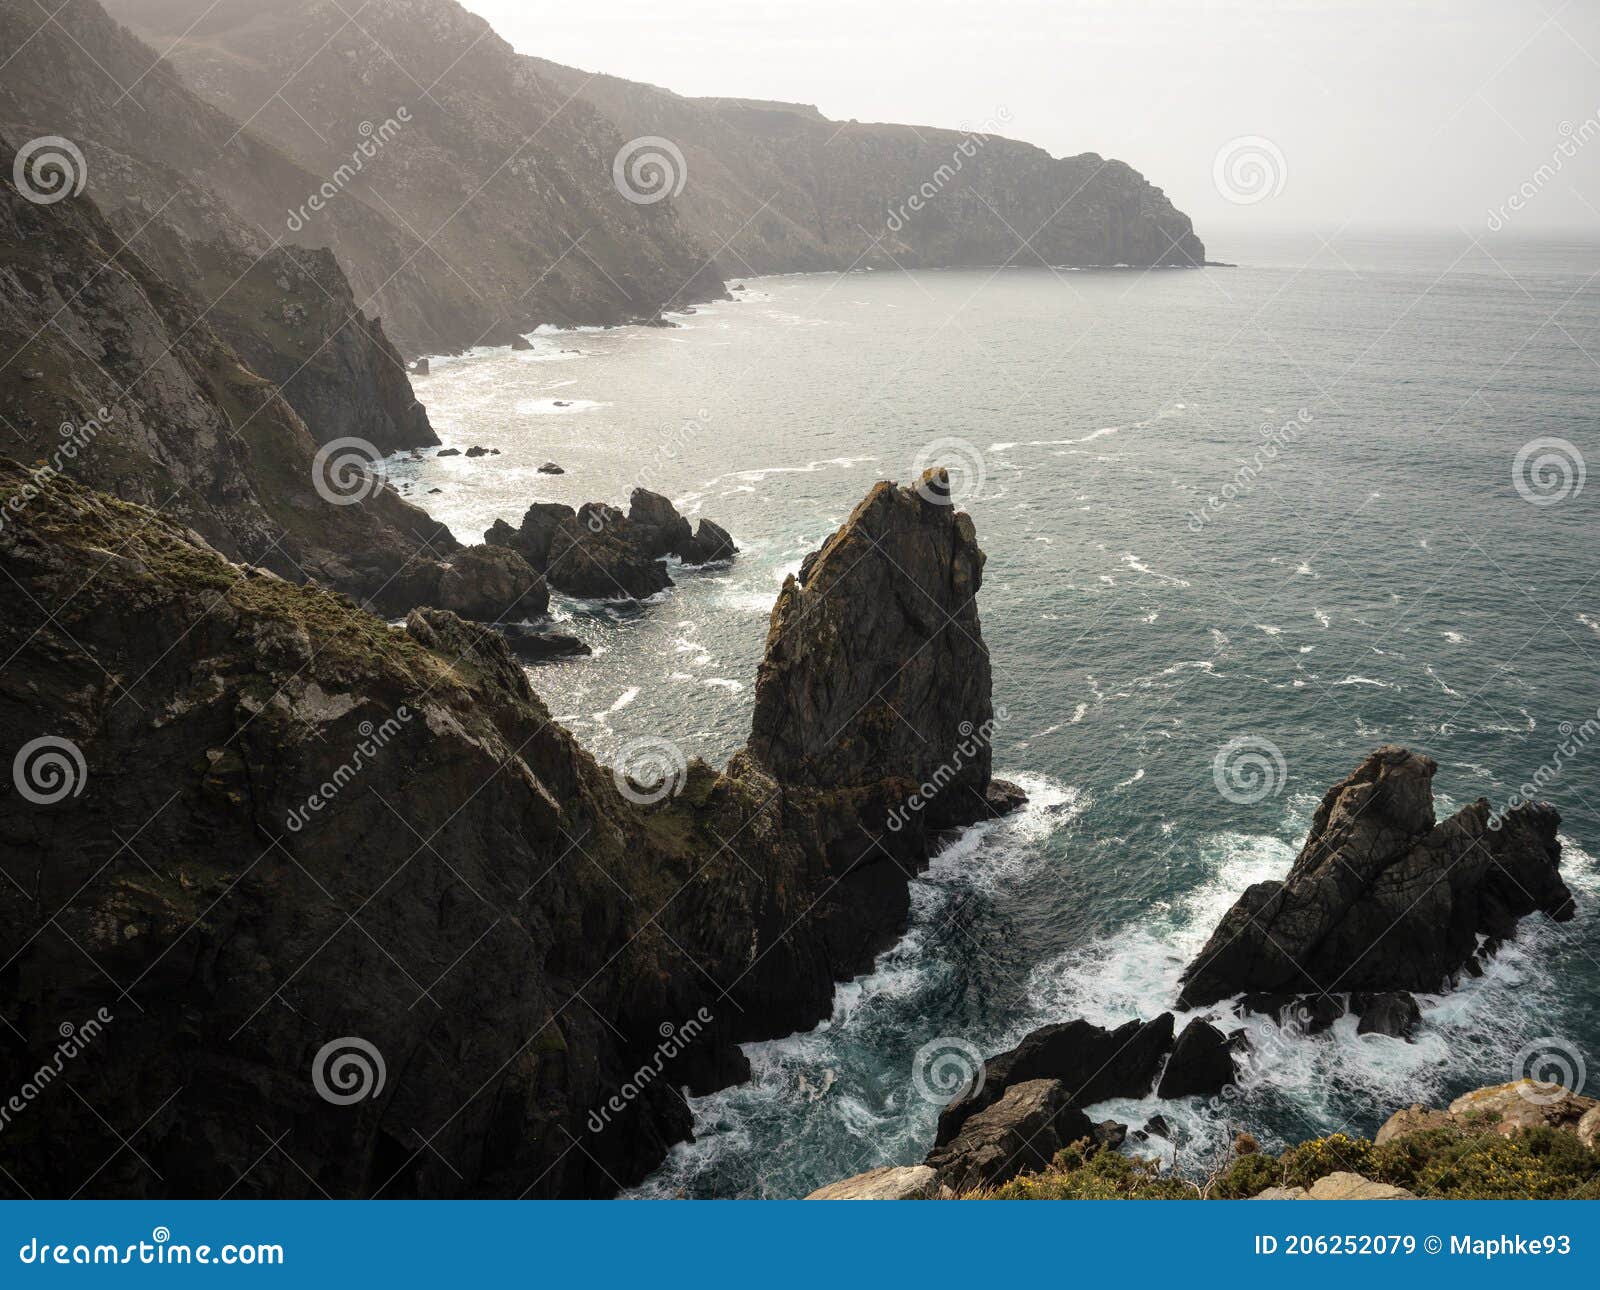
[462,0,1600,239]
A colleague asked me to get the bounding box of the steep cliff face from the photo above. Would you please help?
[0,462,1015,1198]
[523,75,1207,272]
[0,138,455,608]
[105,0,1204,358]
[96,0,729,353]
[0,0,441,441]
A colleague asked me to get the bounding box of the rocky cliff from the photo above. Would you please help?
[102,0,1203,360]
[0,137,454,609]
[93,0,730,354]
[525,72,1206,272]
[0,0,440,450]
[0,463,1018,1197]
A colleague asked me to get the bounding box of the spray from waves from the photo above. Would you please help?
[630,772,1082,1199]
[1025,821,1599,1175]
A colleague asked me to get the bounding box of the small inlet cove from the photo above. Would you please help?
[386,235,1600,1199]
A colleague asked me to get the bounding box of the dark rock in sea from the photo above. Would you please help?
[553,400,571,407]
[679,518,738,564]
[628,488,694,557]
[640,314,678,328]
[464,445,497,457]
[926,1080,1086,1193]
[497,624,591,661]
[484,490,740,602]
[982,778,1029,818]
[427,487,442,494]
[511,335,533,351]
[1353,991,1422,1040]
[1156,1018,1236,1099]
[538,462,565,475]
[412,357,429,375]
[1177,747,1572,1009]
[434,544,548,621]
[935,1014,1173,1147]
[437,447,461,456]
[1143,1114,1173,1140]
[1094,1120,1129,1149]
[749,468,994,824]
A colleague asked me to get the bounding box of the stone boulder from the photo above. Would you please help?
[926,1079,1084,1193]
[805,1165,950,1200]
[498,625,591,661]
[1307,1172,1416,1200]
[1157,1017,1236,1099]
[1374,1104,1452,1146]
[434,544,547,621]
[935,1014,1173,1147]
[1178,747,1572,1008]
[1353,991,1422,1040]
[1374,1080,1597,1147]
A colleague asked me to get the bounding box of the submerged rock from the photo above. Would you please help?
[538,462,565,474]
[497,624,591,661]
[1178,747,1572,1009]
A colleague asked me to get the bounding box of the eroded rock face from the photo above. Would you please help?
[926,1079,1076,1192]
[1178,747,1572,1008]
[748,469,994,827]
[0,464,1013,1199]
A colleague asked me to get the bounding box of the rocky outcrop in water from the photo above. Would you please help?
[748,469,1008,824]
[0,462,1016,1198]
[1178,747,1572,1009]
[485,489,736,602]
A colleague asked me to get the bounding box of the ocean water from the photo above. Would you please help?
[383,231,1600,1198]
